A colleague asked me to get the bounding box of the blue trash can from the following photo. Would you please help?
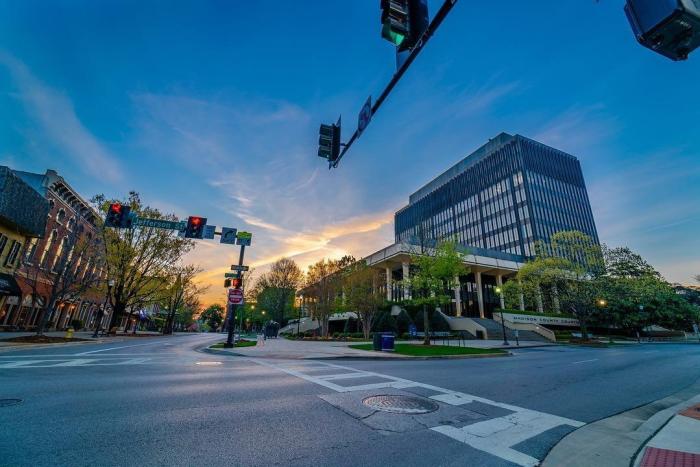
[380,333,395,351]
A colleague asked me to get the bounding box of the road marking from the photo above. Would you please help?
[572,359,598,364]
[52,359,95,366]
[0,360,48,368]
[196,361,222,366]
[251,358,583,466]
[76,341,164,355]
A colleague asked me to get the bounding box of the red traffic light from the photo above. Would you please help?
[231,278,242,288]
[191,216,202,226]
[110,203,122,214]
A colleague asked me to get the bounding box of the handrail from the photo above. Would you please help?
[493,313,556,342]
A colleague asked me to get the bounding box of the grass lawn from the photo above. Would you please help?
[210,340,257,349]
[349,343,506,356]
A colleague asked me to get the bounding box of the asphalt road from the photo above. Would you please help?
[1,335,699,467]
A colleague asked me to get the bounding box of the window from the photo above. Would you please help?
[49,199,55,211]
[40,230,57,268]
[0,234,7,257]
[5,241,21,267]
[56,209,66,224]
[23,238,38,264]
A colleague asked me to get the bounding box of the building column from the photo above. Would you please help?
[402,262,411,300]
[453,276,462,317]
[535,286,544,313]
[551,283,560,314]
[518,280,525,311]
[385,267,392,301]
[475,271,485,319]
[496,274,505,309]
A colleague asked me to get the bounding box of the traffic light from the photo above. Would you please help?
[231,278,242,289]
[318,122,341,163]
[104,203,133,228]
[625,0,700,61]
[381,0,429,51]
[224,278,232,288]
[381,0,410,47]
[185,216,207,239]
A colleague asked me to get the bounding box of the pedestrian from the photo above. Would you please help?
[257,332,265,347]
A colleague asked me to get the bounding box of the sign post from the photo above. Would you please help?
[224,231,253,348]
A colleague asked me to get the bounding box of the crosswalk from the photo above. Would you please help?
[252,358,584,467]
[0,356,160,368]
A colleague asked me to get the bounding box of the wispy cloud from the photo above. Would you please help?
[0,52,123,182]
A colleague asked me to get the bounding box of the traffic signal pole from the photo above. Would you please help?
[224,244,246,348]
[332,0,458,168]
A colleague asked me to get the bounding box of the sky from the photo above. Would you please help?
[1,1,699,307]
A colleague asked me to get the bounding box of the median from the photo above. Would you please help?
[348,343,507,358]
[209,340,257,349]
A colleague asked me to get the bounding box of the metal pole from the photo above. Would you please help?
[332,0,458,168]
[225,244,246,348]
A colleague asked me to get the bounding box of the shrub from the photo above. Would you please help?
[70,319,84,330]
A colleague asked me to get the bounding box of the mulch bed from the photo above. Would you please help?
[1,335,91,344]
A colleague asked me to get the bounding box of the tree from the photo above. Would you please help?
[92,192,194,331]
[161,265,207,335]
[343,260,385,339]
[200,304,225,331]
[252,258,303,324]
[402,240,467,345]
[603,246,661,279]
[20,210,105,335]
[303,255,354,337]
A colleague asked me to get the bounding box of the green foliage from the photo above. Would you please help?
[70,319,84,330]
[200,304,225,330]
[495,308,573,319]
[349,343,506,356]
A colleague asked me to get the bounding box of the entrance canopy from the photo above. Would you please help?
[0,273,22,297]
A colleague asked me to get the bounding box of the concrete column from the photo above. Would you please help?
[475,271,485,319]
[518,280,525,311]
[385,267,392,301]
[496,274,505,309]
[453,275,462,317]
[551,283,560,314]
[536,286,544,313]
[402,262,411,300]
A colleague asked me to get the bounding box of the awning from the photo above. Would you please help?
[0,273,22,297]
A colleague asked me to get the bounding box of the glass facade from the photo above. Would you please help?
[395,133,599,258]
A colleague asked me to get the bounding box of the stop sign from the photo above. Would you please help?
[228,288,244,305]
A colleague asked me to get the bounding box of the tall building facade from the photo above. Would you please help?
[395,133,599,259]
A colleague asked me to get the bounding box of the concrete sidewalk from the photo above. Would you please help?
[0,330,171,352]
[203,335,548,360]
[543,379,700,467]
[634,403,700,466]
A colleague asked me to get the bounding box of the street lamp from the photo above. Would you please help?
[495,287,509,346]
[93,279,114,338]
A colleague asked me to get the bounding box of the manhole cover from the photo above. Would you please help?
[0,399,22,407]
[362,395,439,414]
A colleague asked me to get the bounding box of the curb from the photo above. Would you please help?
[197,345,511,361]
[541,378,700,467]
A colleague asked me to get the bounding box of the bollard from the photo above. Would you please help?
[65,327,74,339]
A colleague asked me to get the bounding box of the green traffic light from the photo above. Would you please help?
[382,23,406,46]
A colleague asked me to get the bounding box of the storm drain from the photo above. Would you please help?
[362,395,438,414]
[0,399,22,407]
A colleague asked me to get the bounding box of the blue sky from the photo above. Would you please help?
[1,1,698,305]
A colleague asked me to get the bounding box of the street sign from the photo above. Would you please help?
[224,272,242,278]
[220,227,238,244]
[236,231,252,246]
[357,95,372,137]
[203,225,216,239]
[133,217,185,231]
[408,324,417,337]
[230,265,249,272]
[228,288,244,305]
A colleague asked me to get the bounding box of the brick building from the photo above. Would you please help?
[4,169,110,331]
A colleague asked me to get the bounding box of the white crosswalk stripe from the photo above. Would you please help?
[0,357,157,368]
[252,358,584,466]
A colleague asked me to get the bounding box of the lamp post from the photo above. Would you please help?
[596,299,609,342]
[93,279,114,338]
[495,287,509,346]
